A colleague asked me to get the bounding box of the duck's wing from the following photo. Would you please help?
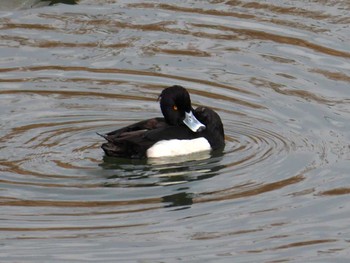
[144,125,195,141]
[103,117,166,139]
[101,131,155,158]
[107,125,197,158]
[100,117,168,158]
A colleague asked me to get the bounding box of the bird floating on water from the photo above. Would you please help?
[99,85,224,159]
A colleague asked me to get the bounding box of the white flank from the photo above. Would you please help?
[147,137,211,158]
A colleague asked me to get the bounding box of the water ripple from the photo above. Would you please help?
[1,1,350,261]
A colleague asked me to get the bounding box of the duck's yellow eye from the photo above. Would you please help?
[173,105,178,111]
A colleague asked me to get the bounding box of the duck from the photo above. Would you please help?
[99,85,225,159]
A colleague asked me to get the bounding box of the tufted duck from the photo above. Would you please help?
[99,85,225,159]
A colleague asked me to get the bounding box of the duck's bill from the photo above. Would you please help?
[183,111,206,132]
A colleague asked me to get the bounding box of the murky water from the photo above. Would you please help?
[1,0,350,262]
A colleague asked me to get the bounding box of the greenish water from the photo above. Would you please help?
[0,1,350,262]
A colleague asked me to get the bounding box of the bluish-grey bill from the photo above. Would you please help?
[183,111,206,132]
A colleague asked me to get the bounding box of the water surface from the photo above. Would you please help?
[1,0,350,262]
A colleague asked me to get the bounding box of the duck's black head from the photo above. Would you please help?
[159,85,205,132]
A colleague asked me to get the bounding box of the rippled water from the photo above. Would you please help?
[1,0,350,262]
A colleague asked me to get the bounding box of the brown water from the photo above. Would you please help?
[1,0,350,262]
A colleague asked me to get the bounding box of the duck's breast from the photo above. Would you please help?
[146,137,211,158]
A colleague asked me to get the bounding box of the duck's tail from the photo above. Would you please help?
[96,132,112,142]
[97,132,126,157]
